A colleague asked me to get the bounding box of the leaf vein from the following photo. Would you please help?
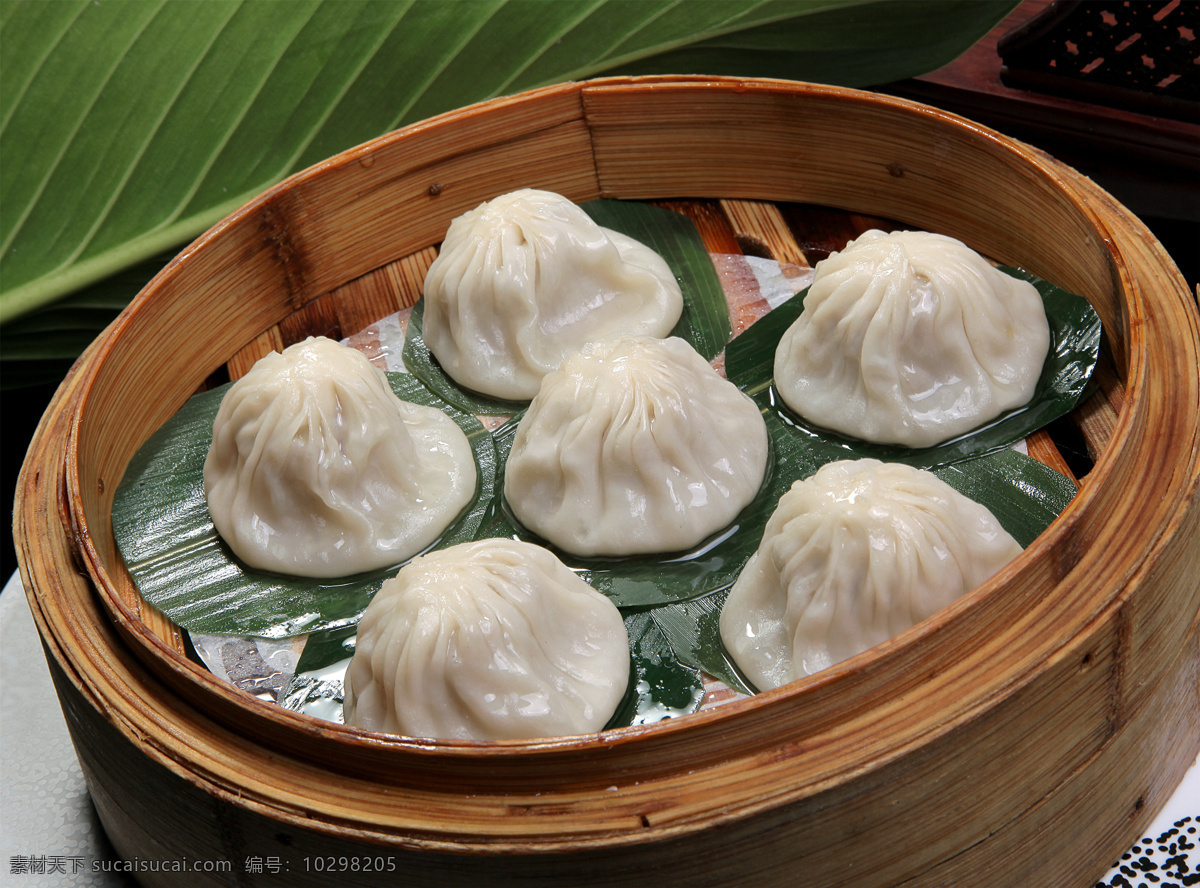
[161,0,326,229]
[0,0,169,260]
[0,0,90,137]
[66,1,248,267]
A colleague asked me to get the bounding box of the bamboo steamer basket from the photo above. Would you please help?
[14,77,1200,888]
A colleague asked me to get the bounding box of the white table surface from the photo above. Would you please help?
[1,570,1195,887]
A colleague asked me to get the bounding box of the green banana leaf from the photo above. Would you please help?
[112,373,498,638]
[482,406,826,608]
[1,0,1018,348]
[110,206,1093,630]
[277,444,1076,731]
[112,359,1081,635]
[280,610,706,730]
[725,267,1104,470]
[647,446,1079,695]
[108,200,1085,736]
[480,400,1081,610]
[401,199,730,415]
[581,199,732,361]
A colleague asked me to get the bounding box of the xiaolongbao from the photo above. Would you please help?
[203,337,476,578]
[504,335,769,557]
[422,189,683,400]
[719,459,1022,690]
[343,538,630,740]
[773,229,1050,447]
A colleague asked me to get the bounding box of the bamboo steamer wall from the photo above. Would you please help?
[14,77,1200,887]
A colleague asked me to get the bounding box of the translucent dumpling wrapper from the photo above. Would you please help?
[773,229,1051,448]
[203,336,477,578]
[720,459,1023,691]
[504,335,770,557]
[343,538,631,740]
[422,188,684,400]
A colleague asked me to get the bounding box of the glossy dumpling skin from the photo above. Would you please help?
[773,229,1051,447]
[504,335,770,557]
[720,459,1023,691]
[422,189,684,400]
[203,337,476,578]
[343,538,631,740]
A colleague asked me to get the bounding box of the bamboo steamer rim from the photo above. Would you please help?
[58,76,1165,755]
[23,77,1199,856]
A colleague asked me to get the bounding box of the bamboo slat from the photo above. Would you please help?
[227,329,285,382]
[1074,355,1125,462]
[387,245,439,310]
[331,270,405,337]
[652,199,742,254]
[1026,428,1079,485]
[15,77,1200,888]
[278,293,341,347]
[719,199,811,266]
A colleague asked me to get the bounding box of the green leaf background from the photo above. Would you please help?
[0,0,1017,375]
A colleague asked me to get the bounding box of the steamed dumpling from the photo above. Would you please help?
[343,538,630,740]
[422,189,683,400]
[504,335,769,557]
[773,229,1051,447]
[719,459,1022,690]
[203,337,476,578]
